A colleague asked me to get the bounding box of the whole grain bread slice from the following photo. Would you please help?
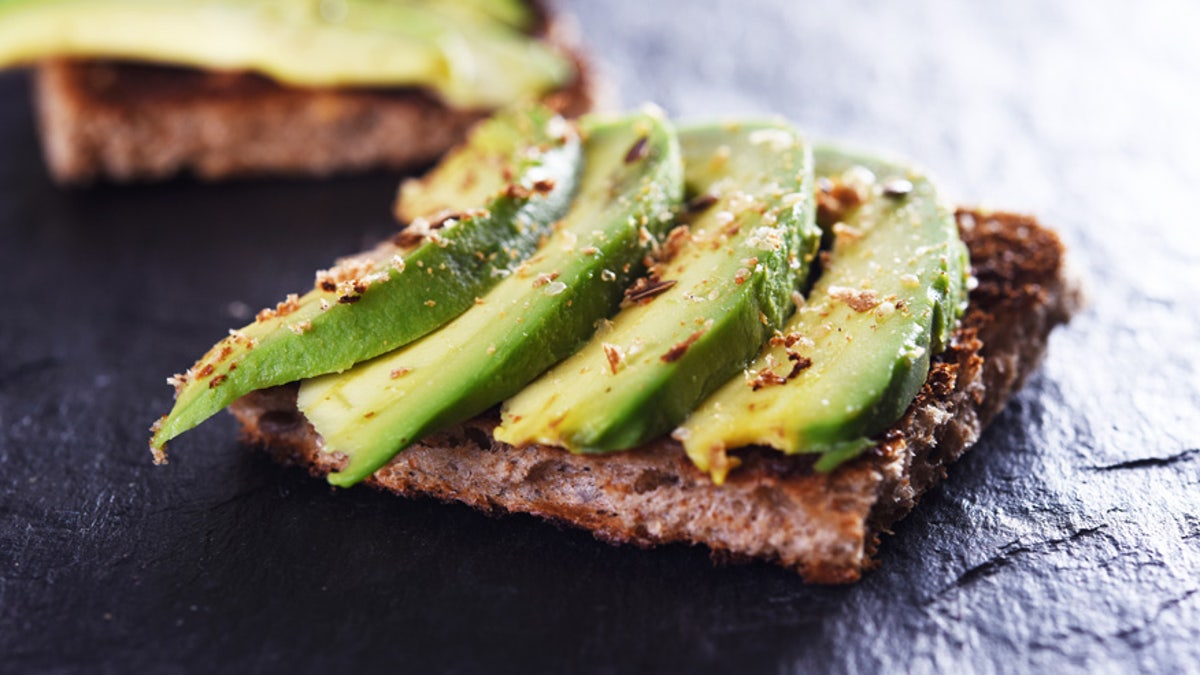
[229,209,1082,583]
[32,10,600,183]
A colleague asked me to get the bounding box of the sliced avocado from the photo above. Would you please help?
[495,121,820,454]
[418,0,537,32]
[0,0,571,108]
[151,105,581,456]
[298,109,683,486]
[679,146,969,481]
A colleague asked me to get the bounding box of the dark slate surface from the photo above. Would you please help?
[1,1,1198,672]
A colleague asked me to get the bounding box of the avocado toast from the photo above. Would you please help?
[154,110,1081,582]
[1,0,597,182]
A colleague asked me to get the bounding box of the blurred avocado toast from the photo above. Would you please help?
[0,0,596,182]
[150,104,1081,582]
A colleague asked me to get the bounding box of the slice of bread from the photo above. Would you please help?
[228,209,1081,583]
[32,12,599,183]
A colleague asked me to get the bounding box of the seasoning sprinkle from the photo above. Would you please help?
[532,271,560,288]
[749,355,812,390]
[660,330,705,363]
[602,343,625,374]
[829,285,881,313]
[624,135,649,164]
[429,211,466,229]
[394,228,425,248]
[625,277,677,303]
[882,178,914,198]
[685,193,718,213]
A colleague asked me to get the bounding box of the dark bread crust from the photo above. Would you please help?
[32,11,599,183]
[228,210,1081,583]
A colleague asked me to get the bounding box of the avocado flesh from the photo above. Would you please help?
[0,0,571,109]
[679,146,969,481]
[495,122,820,454]
[151,105,581,454]
[417,0,536,31]
[298,110,683,487]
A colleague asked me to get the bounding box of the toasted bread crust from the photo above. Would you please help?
[32,12,599,183]
[228,210,1081,583]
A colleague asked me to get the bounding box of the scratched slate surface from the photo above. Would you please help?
[1,0,1198,672]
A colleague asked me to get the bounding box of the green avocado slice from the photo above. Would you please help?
[151,105,581,457]
[0,0,572,108]
[678,146,969,481]
[417,0,537,31]
[298,108,683,486]
[494,121,820,454]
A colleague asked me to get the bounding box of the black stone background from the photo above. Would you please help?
[1,1,1198,672]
